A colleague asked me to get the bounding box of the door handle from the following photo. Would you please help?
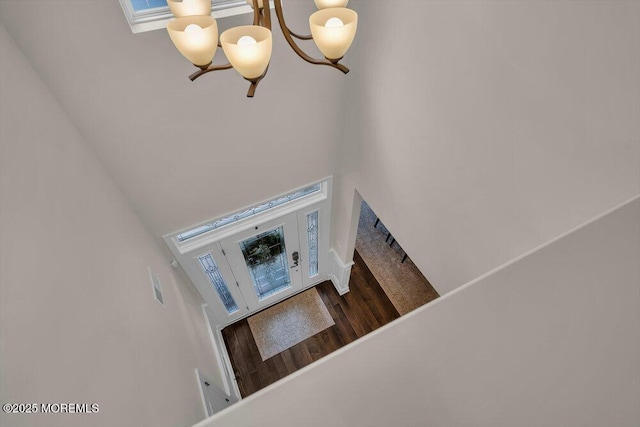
[291,251,299,268]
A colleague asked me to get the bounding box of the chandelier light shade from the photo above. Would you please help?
[166,0,212,18]
[167,16,219,67]
[309,8,357,61]
[314,0,349,10]
[221,26,273,79]
[166,0,358,97]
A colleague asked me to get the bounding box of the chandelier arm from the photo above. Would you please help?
[261,0,272,30]
[246,78,261,97]
[245,67,269,98]
[287,28,313,40]
[189,63,234,81]
[273,0,349,74]
[252,0,261,25]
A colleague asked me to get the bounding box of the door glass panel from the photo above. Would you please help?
[307,210,319,277]
[177,183,321,242]
[239,227,291,301]
[198,254,238,314]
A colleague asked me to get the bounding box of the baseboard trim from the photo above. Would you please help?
[329,248,354,295]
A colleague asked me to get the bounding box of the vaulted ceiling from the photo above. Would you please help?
[0,0,352,236]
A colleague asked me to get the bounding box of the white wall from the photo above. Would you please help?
[0,26,222,427]
[197,196,640,427]
[332,0,640,295]
[0,0,344,237]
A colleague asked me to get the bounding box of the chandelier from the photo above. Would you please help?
[166,0,357,97]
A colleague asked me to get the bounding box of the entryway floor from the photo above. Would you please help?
[356,201,440,315]
[222,250,400,398]
[221,204,440,398]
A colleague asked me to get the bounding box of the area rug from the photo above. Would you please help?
[247,288,335,361]
[356,201,440,315]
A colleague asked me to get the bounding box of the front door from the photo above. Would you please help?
[220,212,303,312]
[185,211,304,325]
[168,181,331,327]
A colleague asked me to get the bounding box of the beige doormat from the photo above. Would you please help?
[247,288,335,361]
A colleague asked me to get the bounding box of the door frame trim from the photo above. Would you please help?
[164,177,331,256]
[165,177,333,328]
[195,368,212,418]
[201,304,233,397]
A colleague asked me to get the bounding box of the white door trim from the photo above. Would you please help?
[165,177,333,329]
[164,178,331,256]
[329,248,355,295]
[195,368,212,418]
[202,304,242,400]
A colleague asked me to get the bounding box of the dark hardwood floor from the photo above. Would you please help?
[222,249,401,397]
